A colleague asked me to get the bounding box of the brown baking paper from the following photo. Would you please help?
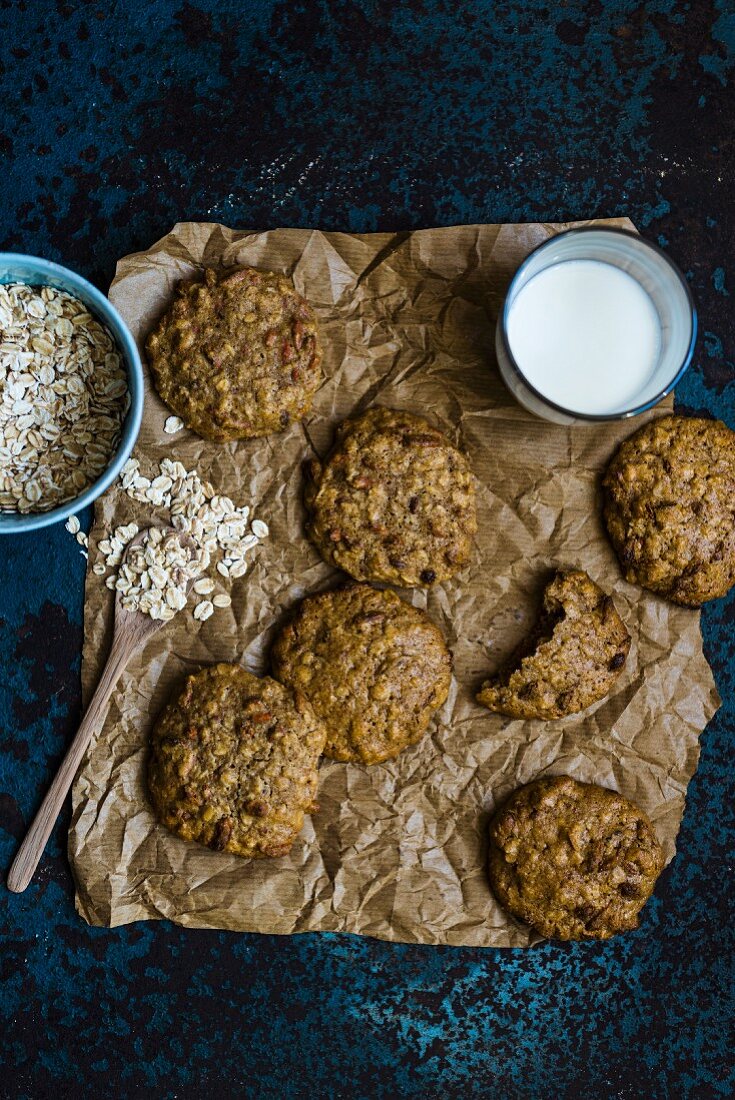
[69,219,720,946]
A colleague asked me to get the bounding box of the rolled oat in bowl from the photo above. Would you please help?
[0,282,130,514]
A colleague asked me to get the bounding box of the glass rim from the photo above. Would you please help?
[498,226,698,422]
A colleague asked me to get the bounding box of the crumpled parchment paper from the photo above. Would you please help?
[69,219,720,946]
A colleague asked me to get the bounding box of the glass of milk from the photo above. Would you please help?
[496,228,697,424]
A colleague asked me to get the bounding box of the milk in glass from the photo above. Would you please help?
[506,260,661,415]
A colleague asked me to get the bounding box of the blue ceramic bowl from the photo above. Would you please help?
[0,253,143,533]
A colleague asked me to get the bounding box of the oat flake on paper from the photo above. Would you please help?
[69,220,719,946]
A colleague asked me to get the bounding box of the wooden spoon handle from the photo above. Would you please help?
[7,635,133,893]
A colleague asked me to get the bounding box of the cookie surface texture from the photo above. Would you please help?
[488,776,664,941]
[271,583,452,764]
[305,407,477,587]
[145,266,323,441]
[148,663,326,858]
[476,569,630,719]
[603,414,735,605]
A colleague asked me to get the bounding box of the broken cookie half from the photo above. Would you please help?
[477,569,631,720]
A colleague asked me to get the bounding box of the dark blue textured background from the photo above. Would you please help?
[1,2,734,1097]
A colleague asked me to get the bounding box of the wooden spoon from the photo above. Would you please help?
[7,526,196,893]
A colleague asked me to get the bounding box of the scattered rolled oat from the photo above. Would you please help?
[115,528,205,622]
[0,284,130,514]
[88,455,268,623]
[65,515,80,535]
[163,415,184,434]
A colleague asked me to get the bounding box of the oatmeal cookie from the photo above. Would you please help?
[476,569,630,720]
[148,663,326,858]
[305,407,477,587]
[145,267,322,442]
[488,776,664,941]
[603,414,735,606]
[271,584,452,765]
